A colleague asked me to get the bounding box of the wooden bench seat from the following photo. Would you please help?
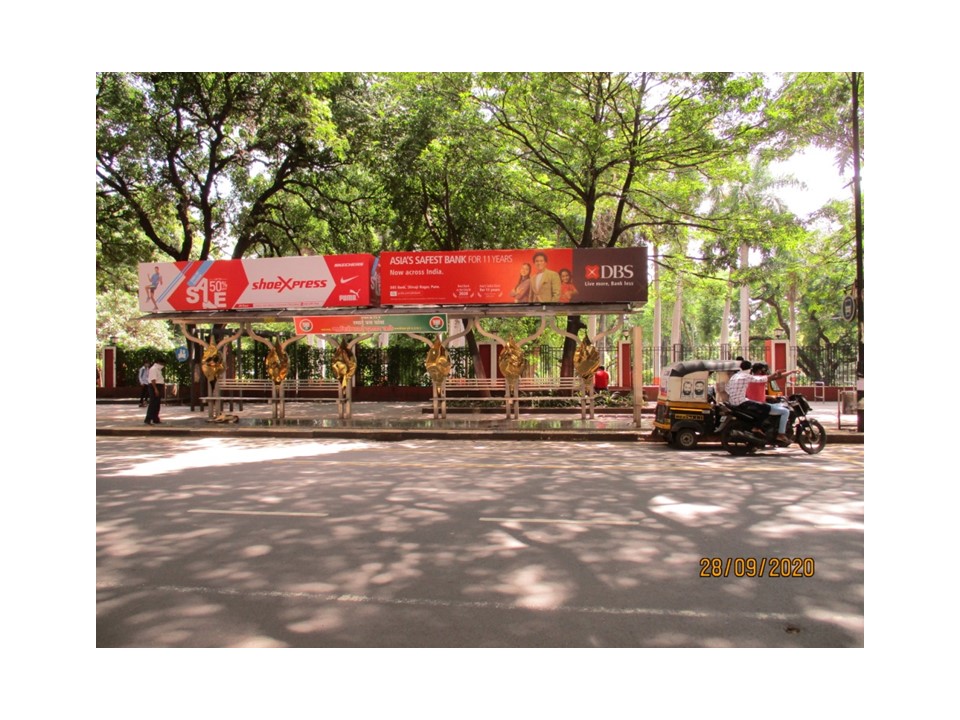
[201,378,347,419]
[431,375,595,419]
[445,377,580,394]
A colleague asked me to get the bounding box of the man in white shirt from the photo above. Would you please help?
[727,360,795,444]
[144,360,165,425]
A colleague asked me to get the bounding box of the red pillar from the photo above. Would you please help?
[102,346,117,389]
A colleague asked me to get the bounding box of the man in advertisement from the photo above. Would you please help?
[530,251,561,302]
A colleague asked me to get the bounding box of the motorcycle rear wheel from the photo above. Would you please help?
[720,423,759,456]
[796,419,827,455]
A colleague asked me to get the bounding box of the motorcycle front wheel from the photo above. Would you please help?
[796,419,827,455]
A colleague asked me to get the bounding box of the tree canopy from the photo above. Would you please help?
[96,71,863,357]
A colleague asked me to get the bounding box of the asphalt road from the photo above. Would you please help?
[96,437,864,647]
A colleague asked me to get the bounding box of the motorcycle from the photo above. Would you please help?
[717,394,827,455]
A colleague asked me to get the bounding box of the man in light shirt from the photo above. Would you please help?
[144,359,166,425]
[727,360,796,444]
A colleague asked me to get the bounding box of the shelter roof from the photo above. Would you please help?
[138,302,644,325]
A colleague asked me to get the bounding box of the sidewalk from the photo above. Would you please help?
[96,398,863,443]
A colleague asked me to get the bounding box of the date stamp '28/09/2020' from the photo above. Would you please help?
[699,557,816,578]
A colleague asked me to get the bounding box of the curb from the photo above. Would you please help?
[96,425,863,444]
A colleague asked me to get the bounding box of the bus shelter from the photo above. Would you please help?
[136,247,648,426]
[139,302,646,425]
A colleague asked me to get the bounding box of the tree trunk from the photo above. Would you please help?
[851,71,864,432]
[720,277,731,360]
[465,328,491,397]
[739,243,751,356]
[671,275,683,362]
[653,244,662,381]
[560,315,586,379]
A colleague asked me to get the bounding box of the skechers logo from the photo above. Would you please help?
[252,277,328,292]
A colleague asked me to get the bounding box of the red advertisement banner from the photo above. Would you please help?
[378,247,646,306]
[138,254,374,313]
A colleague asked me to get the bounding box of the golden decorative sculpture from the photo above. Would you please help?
[332,340,357,389]
[498,338,528,389]
[200,343,224,385]
[208,412,239,424]
[265,342,290,385]
[574,336,601,379]
[425,338,452,384]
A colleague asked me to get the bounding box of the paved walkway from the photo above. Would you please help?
[96,398,864,443]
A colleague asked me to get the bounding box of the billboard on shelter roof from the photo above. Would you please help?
[138,254,375,313]
[378,247,647,306]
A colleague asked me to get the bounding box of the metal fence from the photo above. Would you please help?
[640,342,859,386]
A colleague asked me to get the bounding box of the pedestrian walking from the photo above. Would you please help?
[144,359,165,425]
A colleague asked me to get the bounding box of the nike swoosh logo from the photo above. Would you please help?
[340,275,358,283]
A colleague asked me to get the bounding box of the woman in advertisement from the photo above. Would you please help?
[511,262,532,302]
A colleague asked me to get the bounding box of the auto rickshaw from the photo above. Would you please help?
[652,360,742,449]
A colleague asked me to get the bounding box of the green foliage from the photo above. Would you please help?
[473,71,759,249]
[115,346,190,386]
[765,72,864,174]
[97,289,177,352]
[96,71,862,377]
[367,72,550,251]
[96,72,376,264]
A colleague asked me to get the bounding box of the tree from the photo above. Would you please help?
[474,72,771,374]
[369,73,549,253]
[366,73,555,378]
[757,72,864,389]
[96,288,177,351]
[96,72,376,265]
[96,72,385,377]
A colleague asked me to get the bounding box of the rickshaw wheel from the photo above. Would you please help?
[797,419,827,455]
[720,423,758,456]
[672,428,699,450]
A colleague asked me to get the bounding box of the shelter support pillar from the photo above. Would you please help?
[580,375,596,420]
[632,326,643,429]
[101,345,117,389]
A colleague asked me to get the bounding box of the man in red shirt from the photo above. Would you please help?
[734,362,796,443]
[745,363,769,403]
[594,365,610,392]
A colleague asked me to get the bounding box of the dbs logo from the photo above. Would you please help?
[585,265,634,280]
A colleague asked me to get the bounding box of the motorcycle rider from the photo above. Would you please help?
[728,360,796,444]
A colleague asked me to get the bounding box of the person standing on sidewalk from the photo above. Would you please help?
[138,360,151,407]
[144,359,165,425]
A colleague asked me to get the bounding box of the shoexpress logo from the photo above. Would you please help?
[585,265,634,280]
[252,276,329,292]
